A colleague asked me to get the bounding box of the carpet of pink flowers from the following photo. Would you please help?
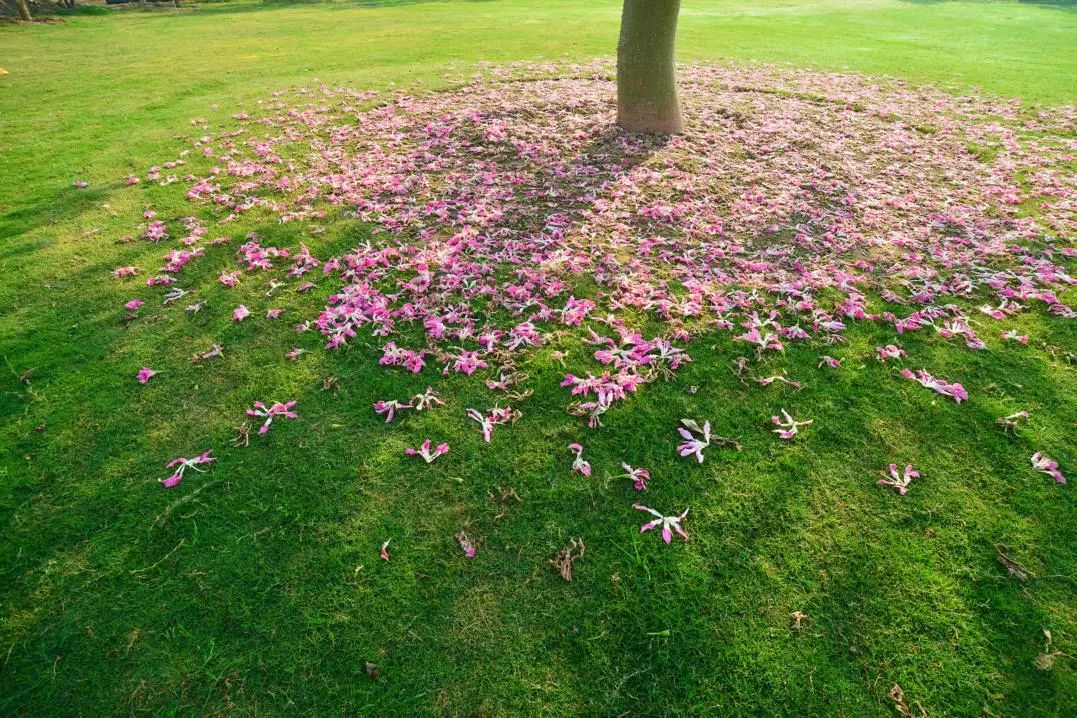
[111,62,1074,548]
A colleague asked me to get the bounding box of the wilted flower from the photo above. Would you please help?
[411,386,444,411]
[618,463,650,491]
[567,442,591,476]
[876,345,906,362]
[677,418,711,463]
[406,439,449,463]
[246,400,298,434]
[374,399,412,423]
[878,464,920,494]
[455,531,476,558]
[996,410,1030,434]
[900,368,968,403]
[112,266,139,279]
[158,450,214,488]
[136,367,156,384]
[1000,329,1029,344]
[232,305,251,322]
[1031,452,1067,484]
[771,408,813,440]
[633,504,689,544]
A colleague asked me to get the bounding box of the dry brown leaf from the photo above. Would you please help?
[551,538,585,582]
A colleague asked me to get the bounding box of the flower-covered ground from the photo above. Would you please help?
[2,2,1076,716]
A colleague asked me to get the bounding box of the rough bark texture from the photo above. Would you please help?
[617,0,683,134]
[13,0,32,21]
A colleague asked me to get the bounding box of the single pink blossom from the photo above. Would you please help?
[455,531,476,558]
[568,443,591,476]
[619,463,650,491]
[136,367,157,384]
[406,439,449,463]
[158,450,214,488]
[677,419,711,463]
[878,464,920,495]
[125,299,144,311]
[380,539,391,561]
[1000,329,1029,344]
[900,368,968,403]
[771,409,813,440]
[232,305,250,322]
[1031,452,1067,485]
[411,387,444,411]
[112,266,139,278]
[374,399,413,423]
[246,400,298,434]
[633,504,689,544]
[876,345,906,362]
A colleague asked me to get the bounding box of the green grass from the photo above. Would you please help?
[1,1,1075,715]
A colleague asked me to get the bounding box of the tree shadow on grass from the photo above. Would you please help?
[0,185,114,261]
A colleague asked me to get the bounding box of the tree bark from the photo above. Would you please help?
[617,0,683,134]
[13,0,32,21]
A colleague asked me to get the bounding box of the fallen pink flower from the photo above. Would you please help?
[1031,452,1067,485]
[285,347,305,360]
[125,299,144,311]
[818,356,841,369]
[411,387,444,411]
[900,368,968,403]
[878,464,920,495]
[374,399,413,423]
[74,180,89,188]
[876,345,907,362]
[380,539,391,561]
[197,343,224,361]
[451,350,488,376]
[232,305,250,322]
[455,531,476,558]
[568,442,591,476]
[406,439,449,463]
[618,463,650,491]
[158,450,214,488]
[996,410,1030,433]
[754,374,803,390]
[677,418,711,463]
[246,400,298,434]
[136,367,157,384]
[112,266,139,278]
[1000,329,1029,345]
[266,309,284,319]
[633,504,689,544]
[771,408,813,440]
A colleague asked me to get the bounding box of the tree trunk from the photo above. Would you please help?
[13,0,32,21]
[617,0,683,134]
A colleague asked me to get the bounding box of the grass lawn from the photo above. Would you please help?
[1,1,1075,715]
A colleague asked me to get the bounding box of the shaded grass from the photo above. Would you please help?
[1,1,1076,715]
